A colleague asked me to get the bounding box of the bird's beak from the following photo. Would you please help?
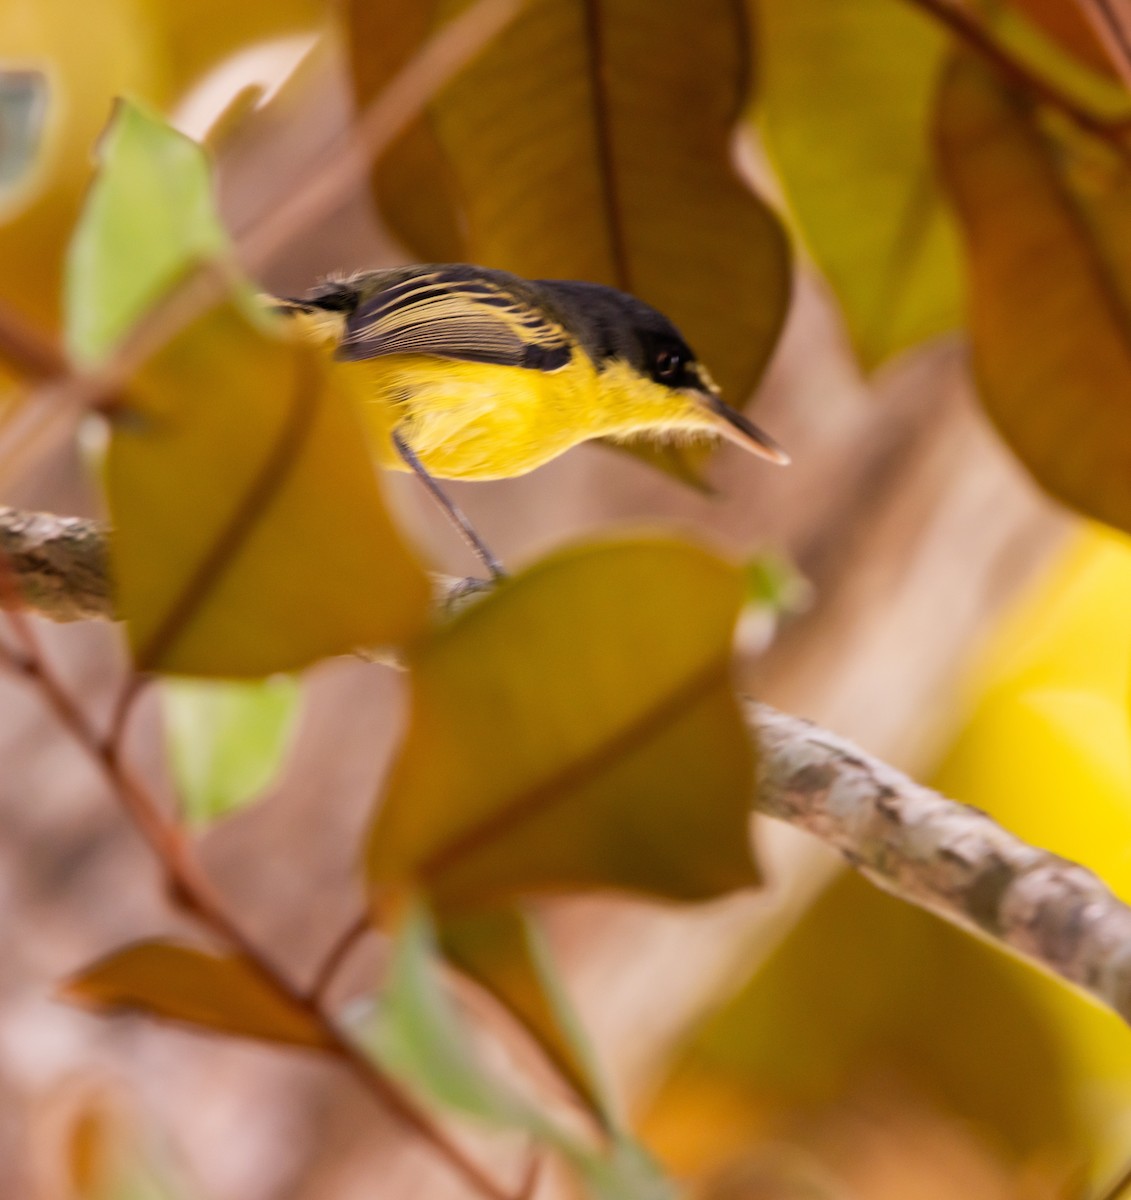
[695,388,791,466]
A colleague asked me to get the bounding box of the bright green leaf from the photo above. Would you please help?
[162,675,301,824]
[439,905,614,1127]
[63,939,332,1049]
[65,98,229,364]
[935,53,1131,534]
[367,538,757,912]
[106,302,431,677]
[756,0,961,367]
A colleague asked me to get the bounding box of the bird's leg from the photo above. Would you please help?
[392,431,506,581]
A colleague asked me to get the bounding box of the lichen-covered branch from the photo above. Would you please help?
[753,702,1131,1022]
[5,505,1131,1027]
[0,506,112,621]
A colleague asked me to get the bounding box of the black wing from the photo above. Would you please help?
[335,266,574,372]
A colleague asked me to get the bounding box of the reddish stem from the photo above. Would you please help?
[0,616,517,1200]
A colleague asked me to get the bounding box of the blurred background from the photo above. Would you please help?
[4,2,1131,1198]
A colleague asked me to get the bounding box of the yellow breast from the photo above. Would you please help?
[359,349,604,481]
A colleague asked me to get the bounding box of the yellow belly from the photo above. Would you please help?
[350,350,717,482]
[362,351,601,481]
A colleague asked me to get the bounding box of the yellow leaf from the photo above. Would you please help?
[643,871,1091,1177]
[756,0,961,367]
[934,526,1131,905]
[347,0,790,406]
[935,53,1131,533]
[366,538,758,912]
[932,525,1131,1173]
[106,302,431,676]
[0,0,165,342]
[63,939,331,1048]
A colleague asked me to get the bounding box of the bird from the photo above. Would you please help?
[276,263,788,577]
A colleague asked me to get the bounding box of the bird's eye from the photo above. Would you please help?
[654,347,682,382]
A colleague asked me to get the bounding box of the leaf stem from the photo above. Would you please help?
[904,0,1131,152]
[0,608,518,1200]
[306,910,375,1005]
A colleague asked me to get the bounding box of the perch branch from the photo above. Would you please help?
[0,507,112,620]
[753,702,1131,1022]
[4,506,1131,1028]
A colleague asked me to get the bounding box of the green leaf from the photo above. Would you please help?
[346,0,790,442]
[742,550,811,615]
[106,301,431,676]
[756,0,961,367]
[935,53,1131,534]
[63,939,331,1048]
[366,537,758,913]
[65,97,229,364]
[368,902,557,1130]
[0,70,48,203]
[162,675,301,824]
[366,902,677,1199]
[439,905,614,1127]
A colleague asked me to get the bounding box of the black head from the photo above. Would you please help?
[531,279,708,392]
[532,277,789,464]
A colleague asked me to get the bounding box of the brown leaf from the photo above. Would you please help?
[935,52,1131,532]
[63,940,331,1048]
[346,0,790,404]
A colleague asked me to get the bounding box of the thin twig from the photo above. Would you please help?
[905,0,1131,152]
[0,625,518,1200]
[238,0,522,276]
[306,911,375,1005]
